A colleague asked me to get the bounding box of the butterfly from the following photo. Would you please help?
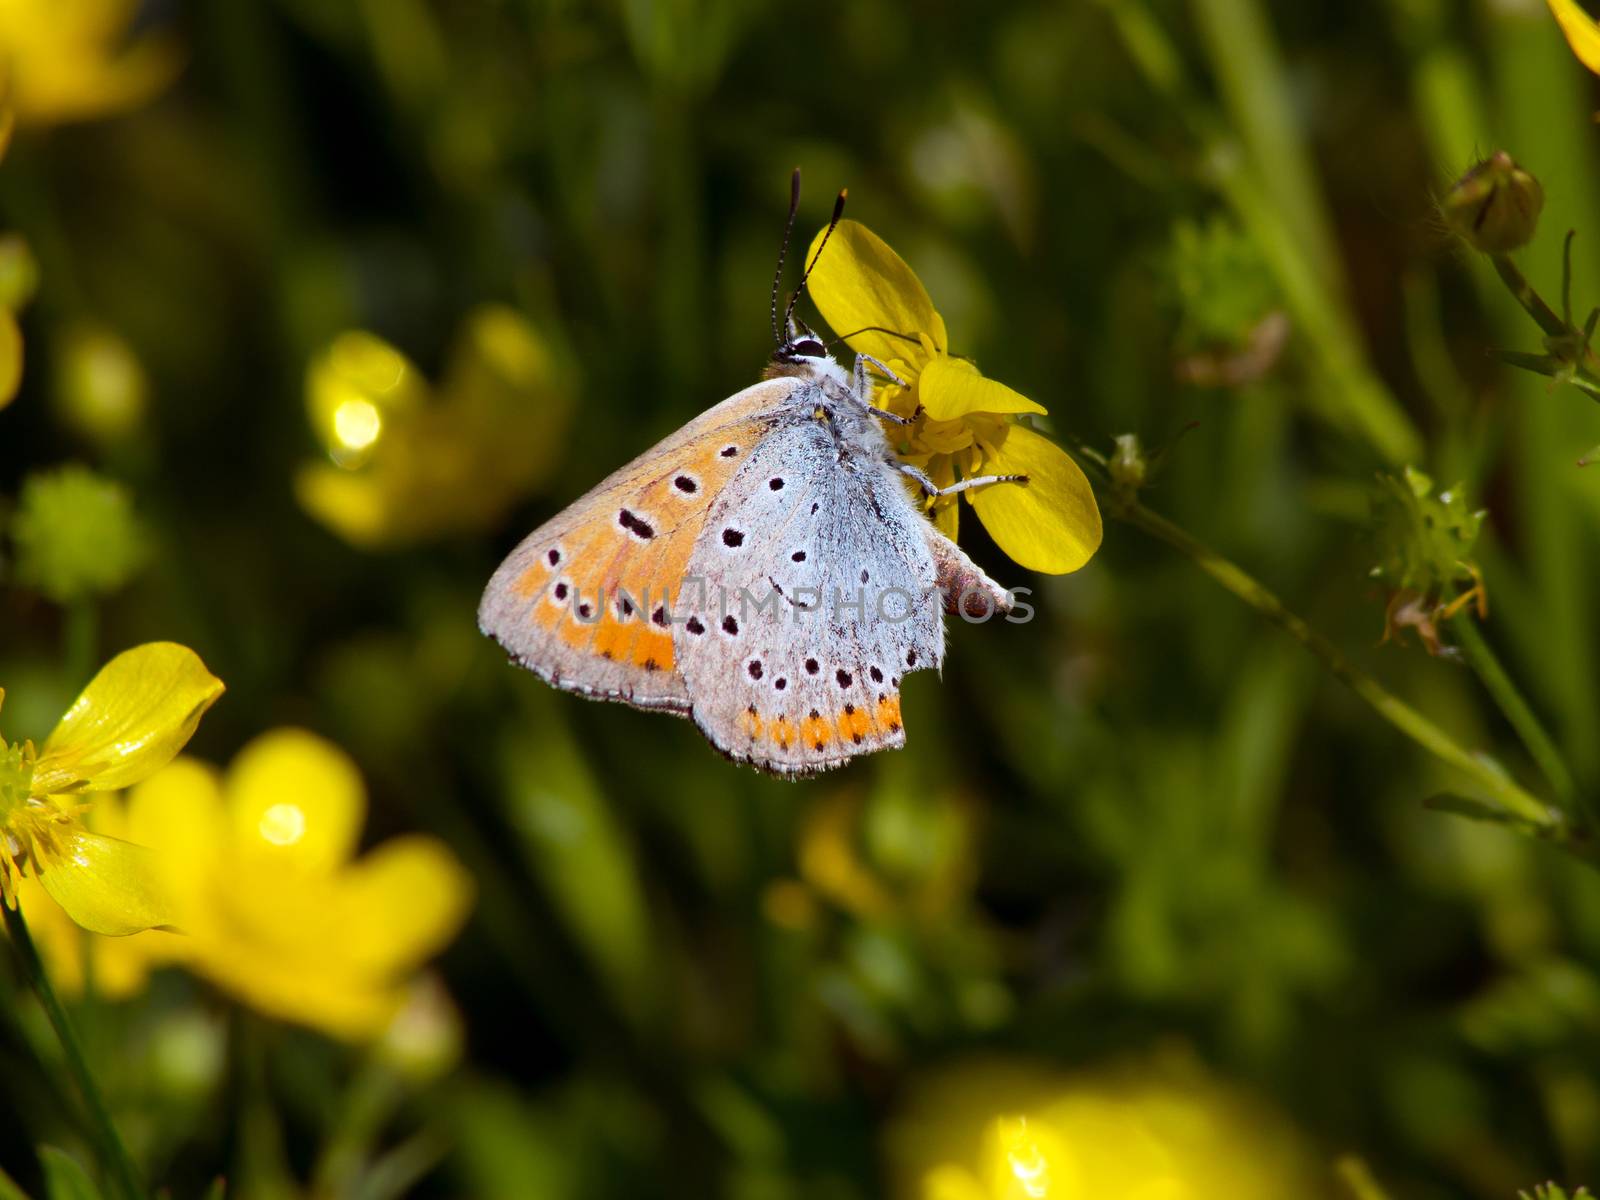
[479,175,1021,776]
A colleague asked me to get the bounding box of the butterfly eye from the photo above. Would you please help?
[789,338,826,358]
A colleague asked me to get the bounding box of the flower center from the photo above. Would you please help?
[0,737,39,909]
[0,737,35,825]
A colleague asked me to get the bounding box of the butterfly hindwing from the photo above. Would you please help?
[479,378,802,711]
[675,409,945,774]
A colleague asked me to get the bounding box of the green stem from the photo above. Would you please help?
[1492,253,1569,340]
[1,904,147,1200]
[1452,613,1581,816]
[232,1014,295,1200]
[310,1058,402,1198]
[1105,489,1567,838]
[1489,253,1600,397]
[1498,351,1600,401]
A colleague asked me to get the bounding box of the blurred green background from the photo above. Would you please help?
[4,0,1600,1197]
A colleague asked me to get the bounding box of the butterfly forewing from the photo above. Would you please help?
[479,378,801,711]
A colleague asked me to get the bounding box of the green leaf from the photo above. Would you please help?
[38,1148,104,1200]
[1422,793,1514,825]
[0,1159,35,1200]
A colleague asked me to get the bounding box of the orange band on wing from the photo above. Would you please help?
[737,707,764,741]
[875,695,902,733]
[836,705,874,745]
[769,716,795,749]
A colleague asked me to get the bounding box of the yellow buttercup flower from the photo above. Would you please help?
[805,220,1101,575]
[892,1058,1322,1200]
[1548,0,1600,73]
[0,642,224,935]
[0,0,181,126]
[296,305,574,548]
[114,728,473,1041]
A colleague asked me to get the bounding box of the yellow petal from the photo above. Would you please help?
[126,757,227,919]
[185,925,406,1040]
[305,330,425,468]
[35,829,174,935]
[1549,0,1600,73]
[34,643,225,795]
[338,836,473,974]
[227,729,364,873]
[10,32,183,127]
[970,423,1102,574]
[294,463,393,548]
[805,220,948,368]
[919,354,1047,421]
[916,414,978,455]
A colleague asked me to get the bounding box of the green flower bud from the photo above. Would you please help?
[9,464,147,604]
[1443,152,1544,254]
[378,975,464,1084]
[1108,433,1149,493]
[149,1013,226,1098]
[1370,466,1484,596]
[1166,215,1279,352]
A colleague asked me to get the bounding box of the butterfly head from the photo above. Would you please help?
[766,322,852,389]
[773,323,829,365]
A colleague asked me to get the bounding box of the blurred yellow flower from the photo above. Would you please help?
[1,642,224,935]
[296,305,574,548]
[805,220,1101,575]
[1548,0,1600,73]
[798,789,976,923]
[890,1057,1326,1200]
[0,0,181,126]
[116,729,473,1041]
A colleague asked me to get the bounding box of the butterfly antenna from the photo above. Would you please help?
[771,168,803,350]
[782,186,846,335]
[826,325,922,350]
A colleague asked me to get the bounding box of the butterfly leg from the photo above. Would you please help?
[853,352,907,391]
[849,355,914,427]
[896,462,1026,496]
[864,403,912,427]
